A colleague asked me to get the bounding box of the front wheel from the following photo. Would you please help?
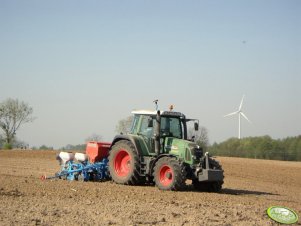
[153,157,186,191]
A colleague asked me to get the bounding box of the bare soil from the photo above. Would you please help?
[0,150,300,226]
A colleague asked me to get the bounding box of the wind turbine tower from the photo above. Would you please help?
[224,95,251,139]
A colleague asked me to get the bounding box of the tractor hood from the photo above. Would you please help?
[164,137,201,164]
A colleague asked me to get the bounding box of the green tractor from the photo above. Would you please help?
[108,109,224,191]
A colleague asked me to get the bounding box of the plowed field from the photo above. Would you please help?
[0,150,300,225]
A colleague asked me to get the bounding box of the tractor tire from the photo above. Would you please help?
[193,158,224,192]
[108,140,143,185]
[153,157,186,191]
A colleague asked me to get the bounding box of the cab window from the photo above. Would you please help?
[130,115,139,134]
[160,117,182,139]
[139,115,154,138]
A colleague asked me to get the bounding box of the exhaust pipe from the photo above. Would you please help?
[154,110,161,155]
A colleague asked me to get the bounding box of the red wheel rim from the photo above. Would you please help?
[114,149,131,177]
[159,165,173,187]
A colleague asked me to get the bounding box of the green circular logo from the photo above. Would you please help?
[267,206,299,224]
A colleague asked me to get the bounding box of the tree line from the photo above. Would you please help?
[1,98,300,161]
[209,135,301,161]
[27,135,301,162]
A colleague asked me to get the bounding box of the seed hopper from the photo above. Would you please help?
[41,142,111,181]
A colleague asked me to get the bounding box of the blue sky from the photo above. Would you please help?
[1,0,300,148]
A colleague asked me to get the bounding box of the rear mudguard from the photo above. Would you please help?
[111,135,149,156]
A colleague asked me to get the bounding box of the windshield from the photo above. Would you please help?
[160,117,182,139]
[130,115,183,139]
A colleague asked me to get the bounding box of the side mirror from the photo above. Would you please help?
[194,122,199,131]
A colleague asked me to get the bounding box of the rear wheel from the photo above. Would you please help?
[108,140,142,185]
[153,157,186,191]
[193,158,224,192]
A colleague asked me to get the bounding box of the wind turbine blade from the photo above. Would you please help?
[239,95,245,111]
[241,112,251,123]
[224,111,239,117]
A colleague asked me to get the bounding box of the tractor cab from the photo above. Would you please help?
[130,110,199,154]
[130,110,198,140]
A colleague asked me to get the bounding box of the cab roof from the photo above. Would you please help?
[131,110,159,115]
[131,110,186,118]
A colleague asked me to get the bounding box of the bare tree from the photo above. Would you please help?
[196,127,209,150]
[115,116,133,134]
[188,126,209,151]
[85,133,102,142]
[0,98,35,147]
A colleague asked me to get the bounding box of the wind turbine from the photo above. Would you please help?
[224,95,251,139]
